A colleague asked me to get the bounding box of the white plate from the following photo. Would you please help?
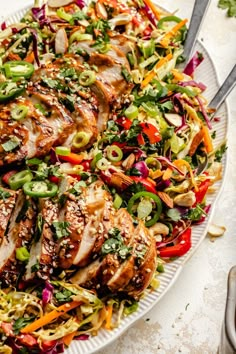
[4,5,228,354]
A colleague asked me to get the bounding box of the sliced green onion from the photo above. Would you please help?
[127,52,135,67]
[79,70,96,86]
[16,247,30,262]
[55,146,71,156]
[142,102,159,117]
[139,55,158,69]
[96,157,110,170]
[137,198,153,219]
[69,32,93,44]
[56,8,72,22]
[157,262,165,273]
[113,193,123,209]
[124,104,139,120]
[139,39,155,59]
[11,105,28,120]
[106,145,123,162]
[91,152,103,171]
[1,137,20,152]
[72,131,91,149]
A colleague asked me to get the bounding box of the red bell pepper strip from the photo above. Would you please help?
[18,334,38,347]
[137,133,145,145]
[116,117,132,130]
[159,228,192,258]
[2,170,17,185]
[140,122,161,144]
[130,176,157,194]
[194,178,210,205]
[58,153,83,165]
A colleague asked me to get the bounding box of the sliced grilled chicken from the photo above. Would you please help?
[0,188,17,243]
[0,193,36,286]
[24,198,59,282]
[124,221,157,298]
[70,208,135,290]
[72,180,114,267]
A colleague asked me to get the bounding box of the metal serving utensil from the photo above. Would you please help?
[209,64,236,112]
[182,0,211,64]
[196,64,236,175]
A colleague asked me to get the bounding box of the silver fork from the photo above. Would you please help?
[182,0,211,64]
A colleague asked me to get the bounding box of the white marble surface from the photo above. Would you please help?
[1,1,236,353]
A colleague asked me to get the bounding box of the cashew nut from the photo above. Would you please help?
[174,190,196,207]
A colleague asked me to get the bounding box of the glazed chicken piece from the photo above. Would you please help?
[0,187,17,243]
[58,178,115,268]
[0,94,75,166]
[0,192,36,286]
[24,198,59,282]
[70,209,157,297]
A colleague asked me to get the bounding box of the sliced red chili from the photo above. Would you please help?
[159,228,192,258]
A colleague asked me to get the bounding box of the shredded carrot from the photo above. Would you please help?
[143,0,161,20]
[173,159,198,191]
[171,69,184,81]
[104,305,113,330]
[24,51,35,63]
[189,128,204,156]
[63,331,77,347]
[21,301,81,334]
[202,125,213,153]
[160,19,188,48]
[141,53,173,88]
[7,52,21,61]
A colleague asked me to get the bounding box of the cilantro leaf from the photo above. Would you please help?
[52,221,70,239]
[13,317,35,334]
[0,188,11,200]
[218,0,236,17]
[214,143,227,162]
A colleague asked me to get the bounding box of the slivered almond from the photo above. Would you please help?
[95,2,108,19]
[55,28,68,54]
[110,172,133,190]
[157,191,174,208]
[48,0,73,8]
[122,153,136,170]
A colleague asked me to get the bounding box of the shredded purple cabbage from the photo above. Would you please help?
[42,281,53,305]
[29,29,40,67]
[183,51,204,76]
[196,96,212,129]
[142,3,157,26]
[133,161,149,178]
[179,80,206,91]
[75,334,90,341]
[32,4,47,23]
[1,22,7,30]
[75,0,86,9]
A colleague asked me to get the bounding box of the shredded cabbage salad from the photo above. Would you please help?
[0,0,226,352]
